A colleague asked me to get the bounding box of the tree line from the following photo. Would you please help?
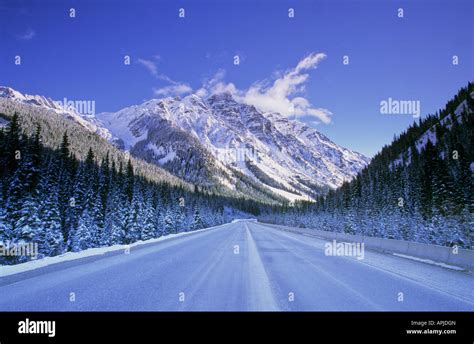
[0,114,256,264]
[260,83,473,249]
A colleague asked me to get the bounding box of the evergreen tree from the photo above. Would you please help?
[175,202,186,233]
[37,156,65,256]
[141,199,156,241]
[163,209,174,235]
[191,207,205,231]
[124,183,142,243]
[71,208,95,252]
[3,113,21,178]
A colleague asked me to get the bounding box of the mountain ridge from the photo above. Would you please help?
[95,91,369,200]
[0,86,369,201]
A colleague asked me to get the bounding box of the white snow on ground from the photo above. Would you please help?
[266,185,310,203]
[216,175,236,190]
[145,142,165,156]
[0,224,227,277]
[158,150,176,164]
[415,128,437,152]
[96,104,154,149]
[393,253,465,271]
[231,218,257,223]
[145,143,177,164]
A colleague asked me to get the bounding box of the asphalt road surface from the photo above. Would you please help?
[0,221,473,311]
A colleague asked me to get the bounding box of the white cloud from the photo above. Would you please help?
[241,52,330,123]
[195,69,236,98]
[17,29,36,40]
[153,84,193,97]
[138,56,193,97]
[195,88,208,98]
[140,52,331,124]
[137,58,158,76]
[199,53,332,124]
[137,56,175,83]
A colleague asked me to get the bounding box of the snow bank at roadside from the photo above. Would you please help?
[231,219,257,223]
[393,253,465,271]
[0,223,227,278]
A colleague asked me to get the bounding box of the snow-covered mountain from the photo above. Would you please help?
[96,92,369,200]
[0,86,369,201]
[0,86,190,192]
[0,86,114,142]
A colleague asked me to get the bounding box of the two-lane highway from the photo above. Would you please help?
[0,221,473,311]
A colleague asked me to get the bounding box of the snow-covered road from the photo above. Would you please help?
[0,221,473,311]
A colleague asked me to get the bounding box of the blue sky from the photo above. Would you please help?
[1,0,473,157]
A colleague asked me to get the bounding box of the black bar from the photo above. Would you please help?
[0,312,472,343]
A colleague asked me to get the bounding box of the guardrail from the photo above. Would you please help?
[259,222,474,271]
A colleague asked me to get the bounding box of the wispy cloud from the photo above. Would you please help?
[198,53,332,124]
[137,55,193,97]
[137,58,158,76]
[17,28,36,40]
[153,84,193,97]
[141,52,331,123]
[138,56,193,97]
[195,69,232,98]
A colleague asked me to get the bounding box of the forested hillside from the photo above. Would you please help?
[260,83,474,248]
[0,114,262,264]
[0,98,288,205]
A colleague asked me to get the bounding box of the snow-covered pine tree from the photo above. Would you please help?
[163,209,174,235]
[10,147,42,253]
[91,193,106,246]
[15,194,41,247]
[191,206,205,231]
[69,163,86,249]
[174,197,186,233]
[36,155,65,256]
[57,132,75,244]
[71,207,95,252]
[94,153,111,246]
[141,190,157,241]
[109,188,128,245]
[124,182,142,243]
[2,113,21,178]
[0,203,10,242]
[0,204,11,264]
[153,193,165,237]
